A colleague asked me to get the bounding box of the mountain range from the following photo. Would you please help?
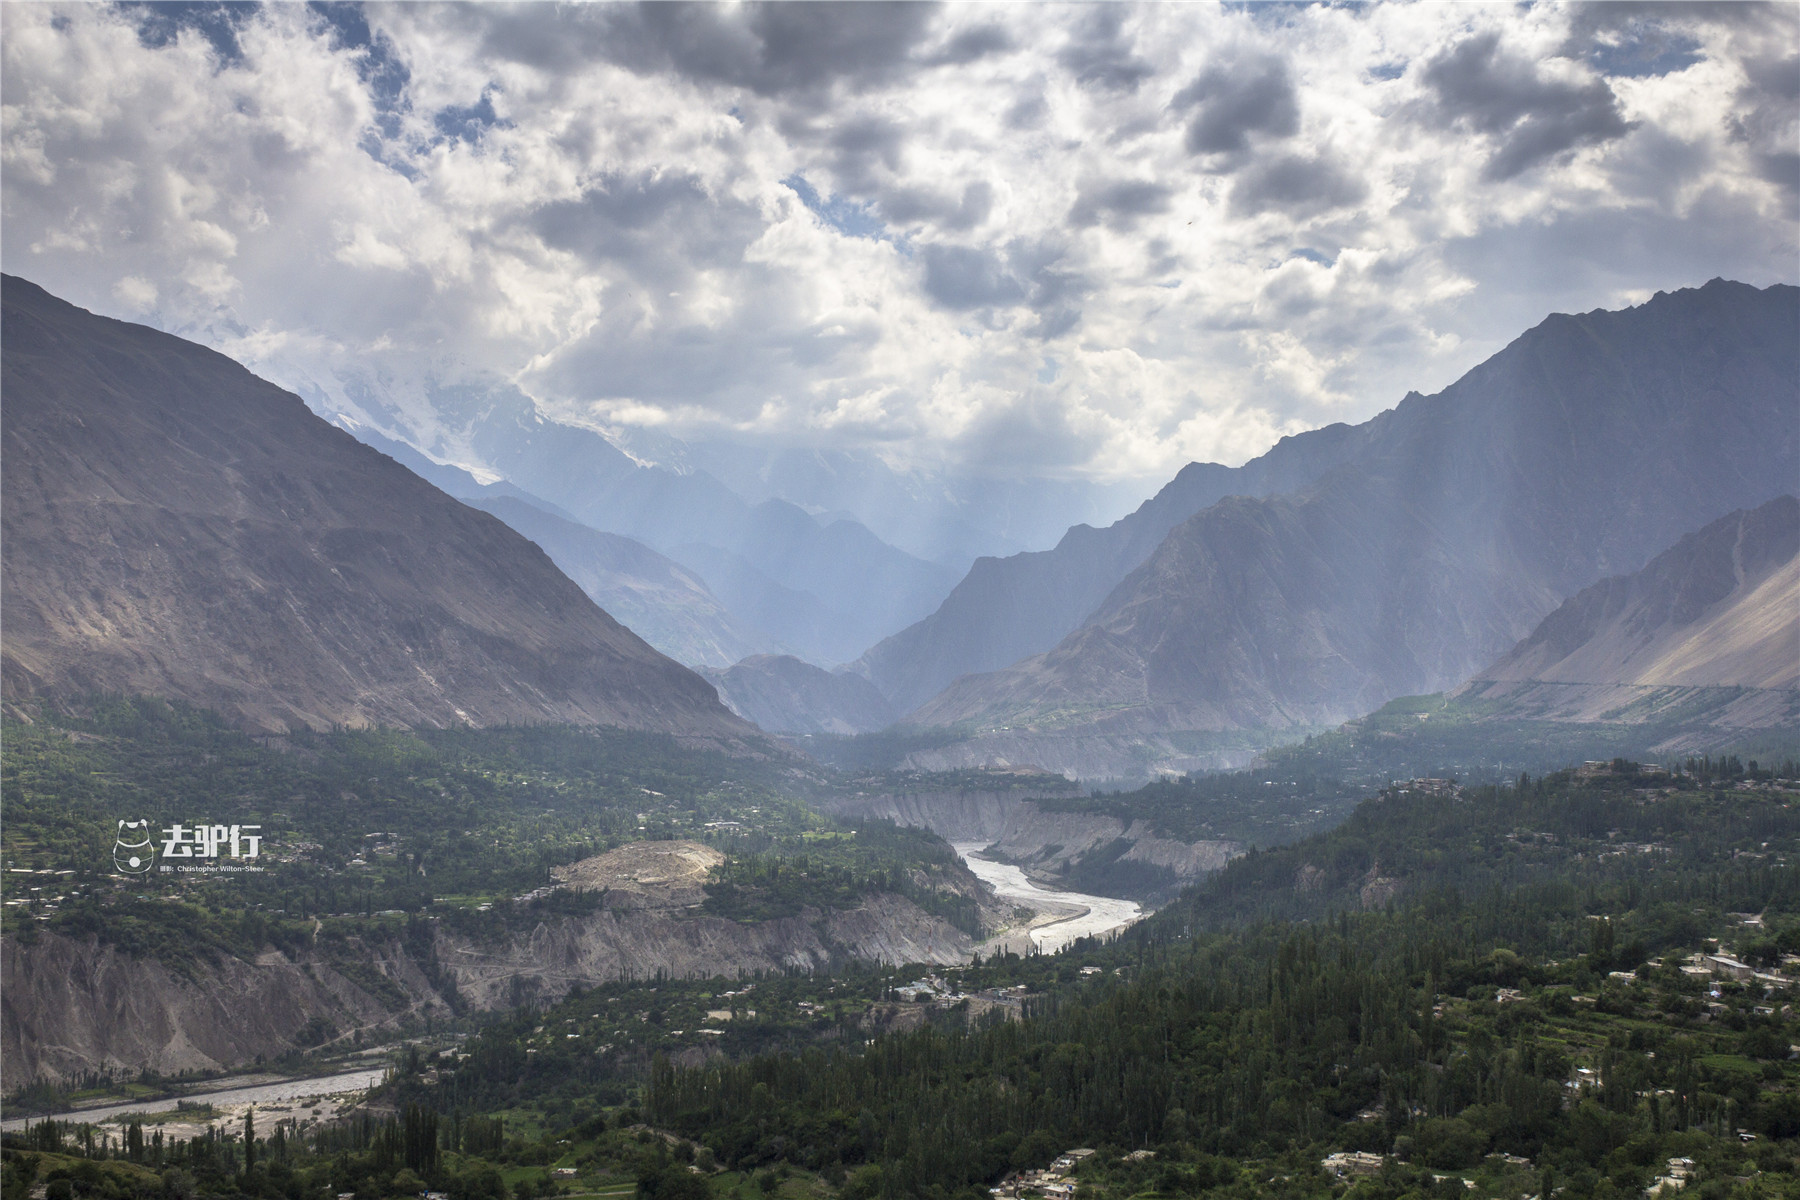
[5,272,1790,773]
[853,422,1391,713]
[0,275,752,740]
[892,280,1798,779]
[334,391,962,667]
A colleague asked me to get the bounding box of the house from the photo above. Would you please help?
[1322,1152,1385,1177]
[1702,954,1756,981]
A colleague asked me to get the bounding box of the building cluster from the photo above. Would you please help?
[1321,1151,1385,1177]
[989,1148,1094,1197]
[1681,951,1795,992]
[890,974,1034,1020]
[1645,1157,1695,1196]
[1392,778,1460,798]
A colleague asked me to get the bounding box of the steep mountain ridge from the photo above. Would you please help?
[0,275,752,738]
[467,497,777,668]
[1443,495,1800,746]
[854,411,1415,712]
[906,280,1798,779]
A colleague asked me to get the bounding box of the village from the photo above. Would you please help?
[988,1147,1095,1198]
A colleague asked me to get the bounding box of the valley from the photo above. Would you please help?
[3,254,1798,1200]
[953,847,1141,955]
[6,1,1800,1196]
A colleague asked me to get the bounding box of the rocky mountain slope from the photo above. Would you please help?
[1449,495,1799,742]
[699,655,898,735]
[853,424,1386,712]
[1481,495,1798,690]
[905,280,1798,779]
[0,275,751,738]
[467,497,775,668]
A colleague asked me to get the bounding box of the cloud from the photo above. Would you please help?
[1173,55,1299,157]
[926,24,1014,68]
[921,244,1027,310]
[2,1,1793,492]
[1057,7,1154,93]
[467,2,936,101]
[1068,179,1173,230]
[1420,31,1632,181]
[1730,51,1800,200]
[881,179,993,232]
[1227,154,1367,218]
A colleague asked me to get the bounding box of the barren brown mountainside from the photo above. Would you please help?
[1481,495,1799,691]
[1445,496,1800,742]
[0,275,753,738]
[906,280,1799,779]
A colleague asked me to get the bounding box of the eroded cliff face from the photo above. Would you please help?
[0,931,454,1084]
[433,893,972,1012]
[822,790,1239,899]
[2,889,974,1083]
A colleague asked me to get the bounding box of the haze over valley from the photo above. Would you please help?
[2,3,1797,1197]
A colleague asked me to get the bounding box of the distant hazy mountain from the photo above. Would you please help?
[342,436,784,668]
[623,435,1146,569]
[0,276,752,739]
[328,389,958,667]
[854,423,1386,712]
[1475,494,1798,691]
[698,655,898,736]
[339,422,590,526]
[663,501,959,666]
[465,498,777,669]
[905,280,1798,779]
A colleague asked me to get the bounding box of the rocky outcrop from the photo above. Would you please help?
[433,894,972,1011]
[0,275,753,739]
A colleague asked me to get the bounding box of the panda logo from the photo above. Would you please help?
[114,819,155,874]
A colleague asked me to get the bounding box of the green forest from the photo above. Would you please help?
[12,757,1800,1200]
[7,693,1800,1200]
[0,696,988,960]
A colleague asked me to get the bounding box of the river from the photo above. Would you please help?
[953,843,1141,954]
[0,1067,388,1131]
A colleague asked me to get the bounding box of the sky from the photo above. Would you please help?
[3,1,1795,488]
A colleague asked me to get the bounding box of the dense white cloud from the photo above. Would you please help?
[3,1,1793,487]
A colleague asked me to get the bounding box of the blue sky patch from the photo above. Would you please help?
[784,175,890,243]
